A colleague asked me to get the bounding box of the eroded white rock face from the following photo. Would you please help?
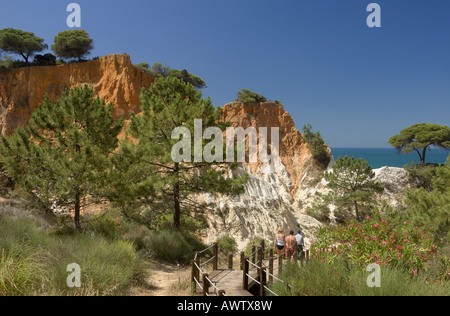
[292,165,411,220]
[201,161,323,251]
[200,154,411,252]
[373,166,410,192]
[373,166,410,208]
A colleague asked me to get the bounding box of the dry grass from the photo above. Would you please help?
[127,262,191,296]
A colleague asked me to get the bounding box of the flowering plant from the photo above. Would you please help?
[311,215,437,273]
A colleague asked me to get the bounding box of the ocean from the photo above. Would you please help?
[330,148,449,169]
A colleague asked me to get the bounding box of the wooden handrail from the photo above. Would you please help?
[191,242,233,296]
[191,238,311,297]
[260,267,267,297]
[202,273,210,296]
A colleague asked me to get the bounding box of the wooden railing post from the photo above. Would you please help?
[260,267,266,297]
[251,245,256,264]
[213,243,218,270]
[257,246,262,276]
[202,273,210,296]
[240,252,245,270]
[228,253,233,269]
[194,252,200,284]
[278,253,283,275]
[260,240,265,260]
[269,249,274,283]
[191,260,196,294]
[243,257,249,291]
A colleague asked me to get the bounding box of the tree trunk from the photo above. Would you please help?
[421,147,427,165]
[414,148,424,165]
[354,200,360,222]
[19,52,30,66]
[74,189,82,230]
[173,163,181,229]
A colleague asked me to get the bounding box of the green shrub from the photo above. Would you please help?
[306,192,331,223]
[52,235,145,296]
[0,247,43,296]
[0,56,14,70]
[144,230,208,264]
[121,222,152,251]
[404,159,450,246]
[404,163,437,191]
[0,216,146,296]
[269,257,449,296]
[150,213,206,232]
[87,216,122,240]
[244,236,270,257]
[311,216,437,272]
[236,88,267,104]
[302,124,330,166]
[217,235,237,254]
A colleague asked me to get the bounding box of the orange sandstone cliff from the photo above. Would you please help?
[0,53,327,200]
[221,101,325,197]
[0,54,154,135]
[0,54,326,246]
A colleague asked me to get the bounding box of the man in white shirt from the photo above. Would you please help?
[294,230,304,259]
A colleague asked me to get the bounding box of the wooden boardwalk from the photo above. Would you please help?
[203,269,252,296]
[195,257,281,296]
[191,242,309,297]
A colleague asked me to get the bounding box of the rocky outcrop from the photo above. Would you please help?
[201,101,328,250]
[202,167,322,251]
[0,54,154,135]
[374,166,410,208]
[221,101,323,197]
[294,164,412,224]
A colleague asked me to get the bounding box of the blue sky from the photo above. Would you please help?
[1,0,449,147]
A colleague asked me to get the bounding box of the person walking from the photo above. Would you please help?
[285,230,297,260]
[274,227,285,259]
[295,230,304,259]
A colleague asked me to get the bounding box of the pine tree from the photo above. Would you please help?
[405,155,450,244]
[236,88,267,104]
[0,86,124,229]
[302,124,330,166]
[0,28,47,65]
[324,156,384,222]
[51,30,93,62]
[111,77,247,229]
[389,123,450,165]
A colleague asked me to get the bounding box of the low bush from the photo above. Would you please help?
[144,230,209,265]
[404,163,438,191]
[269,257,449,296]
[87,216,123,240]
[311,216,437,272]
[302,124,330,166]
[236,89,267,104]
[244,236,270,258]
[216,235,237,254]
[0,216,146,296]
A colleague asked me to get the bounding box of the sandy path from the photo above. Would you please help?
[129,262,191,296]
